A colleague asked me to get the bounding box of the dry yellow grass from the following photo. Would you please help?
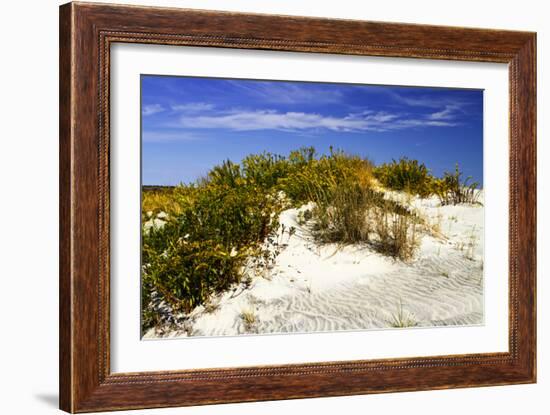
[142,187,185,217]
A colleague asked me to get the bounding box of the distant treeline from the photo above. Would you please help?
[143,185,176,192]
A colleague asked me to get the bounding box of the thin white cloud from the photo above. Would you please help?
[388,91,472,112]
[171,102,215,112]
[227,81,344,105]
[142,104,164,116]
[428,104,460,120]
[142,131,201,142]
[389,93,443,108]
[396,119,456,128]
[178,109,455,133]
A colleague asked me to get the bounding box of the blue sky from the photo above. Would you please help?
[141,75,483,186]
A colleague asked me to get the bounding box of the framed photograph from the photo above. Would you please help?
[59,2,536,412]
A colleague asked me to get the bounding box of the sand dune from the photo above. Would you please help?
[144,193,484,339]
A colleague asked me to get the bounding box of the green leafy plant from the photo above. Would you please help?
[374,157,435,197]
[141,179,285,333]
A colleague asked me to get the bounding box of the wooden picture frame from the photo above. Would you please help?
[59,2,536,412]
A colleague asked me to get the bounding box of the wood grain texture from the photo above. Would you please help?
[59,2,537,412]
[59,3,73,411]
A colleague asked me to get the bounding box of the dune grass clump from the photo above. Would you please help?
[374,159,481,207]
[433,163,481,205]
[374,157,435,198]
[285,150,376,244]
[372,209,419,261]
[387,300,418,328]
[240,308,258,332]
[310,185,419,261]
[292,152,419,260]
[310,179,374,244]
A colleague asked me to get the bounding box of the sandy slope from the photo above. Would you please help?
[144,192,484,339]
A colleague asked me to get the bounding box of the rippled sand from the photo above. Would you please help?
[144,193,484,339]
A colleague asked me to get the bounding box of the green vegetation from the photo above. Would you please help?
[374,157,434,197]
[432,163,481,205]
[141,186,187,217]
[142,173,284,329]
[374,158,481,206]
[141,148,480,333]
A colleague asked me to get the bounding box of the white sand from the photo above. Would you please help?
[144,192,484,338]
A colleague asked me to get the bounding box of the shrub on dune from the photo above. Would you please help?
[141,179,285,332]
[374,157,435,197]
